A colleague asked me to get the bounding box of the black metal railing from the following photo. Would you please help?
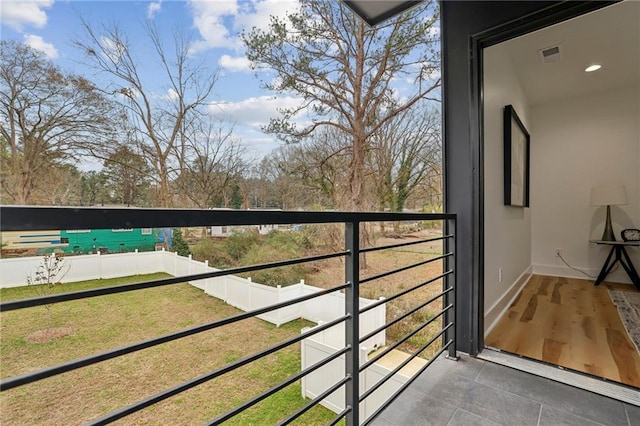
[0,206,456,425]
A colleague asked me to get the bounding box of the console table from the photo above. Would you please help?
[590,240,640,290]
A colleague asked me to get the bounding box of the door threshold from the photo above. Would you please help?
[478,347,640,406]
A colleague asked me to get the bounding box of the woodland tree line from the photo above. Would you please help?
[0,0,442,212]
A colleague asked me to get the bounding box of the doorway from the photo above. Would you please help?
[479,0,640,391]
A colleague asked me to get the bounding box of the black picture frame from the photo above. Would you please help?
[504,105,530,207]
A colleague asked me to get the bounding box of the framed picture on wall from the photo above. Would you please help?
[504,105,530,207]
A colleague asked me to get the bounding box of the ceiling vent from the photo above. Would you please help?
[538,44,563,64]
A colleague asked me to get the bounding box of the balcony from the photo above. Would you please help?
[1,206,636,425]
[1,206,457,425]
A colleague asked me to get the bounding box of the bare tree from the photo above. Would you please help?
[251,151,322,209]
[31,164,83,206]
[0,41,116,204]
[75,21,218,207]
[278,127,351,208]
[369,103,442,212]
[180,120,248,208]
[27,253,68,337]
[243,0,440,210]
[103,145,152,206]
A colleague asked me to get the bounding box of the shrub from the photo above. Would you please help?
[224,228,260,261]
[172,228,191,257]
[241,244,308,287]
[190,238,232,268]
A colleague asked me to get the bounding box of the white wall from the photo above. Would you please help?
[483,44,533,331]
[531,85,640,282]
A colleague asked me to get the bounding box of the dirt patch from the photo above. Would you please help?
[25,327,75,343]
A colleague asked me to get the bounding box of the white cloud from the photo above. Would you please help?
[0,0,53,31]
[147,1,162,19]
[218,55,252,72]
[210,95,306,130]
[234,0,297,33]
[188,0,238,52]
[237,132,280,160]
[165,88,179,100]
[188,0,298,53]
[100,36,126,63]
[23,34,58,58]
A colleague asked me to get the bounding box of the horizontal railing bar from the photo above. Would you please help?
[361,234,453,254]
[0,250,348,312]
[207,346,350,425]
[278,376,351,426]
[0,205,456,231]
[360,305,451,372]
[0,283,349,391]
[359,288,452,345]
[88,315,349,426]
[359,323,452,402]
[360,270,452,314]
[328,407,351,426]
[361,341,452,426]
[360,253,451,284]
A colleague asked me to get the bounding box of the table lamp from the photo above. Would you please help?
[590,185,628,241]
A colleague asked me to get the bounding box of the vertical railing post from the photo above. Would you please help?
[444,216,458,360]
[344,221,360,425]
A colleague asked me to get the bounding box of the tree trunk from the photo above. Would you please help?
[158,163,170,208]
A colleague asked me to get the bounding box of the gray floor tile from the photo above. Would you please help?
[373,388,457,426]
[410,354,486,395]
[538,405,606,426]
[370,414,396,426]
[447,408,500,426]
[627,403,640,426]
[475,362,628,426]
[436,354,486,380]
[423,373,541,425]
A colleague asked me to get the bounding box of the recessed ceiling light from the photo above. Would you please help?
[585,64,602,72]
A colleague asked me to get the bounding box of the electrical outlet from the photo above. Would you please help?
[555,248,562,257]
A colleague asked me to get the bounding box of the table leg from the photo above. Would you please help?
[594,246,616,286]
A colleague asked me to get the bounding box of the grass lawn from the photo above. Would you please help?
[0,274,337,425]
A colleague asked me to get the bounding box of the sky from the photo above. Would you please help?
[0,0,432,169]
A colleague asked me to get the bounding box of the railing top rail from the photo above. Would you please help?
[0,206,455,231]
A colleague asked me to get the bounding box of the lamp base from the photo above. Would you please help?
[601,205,617,241]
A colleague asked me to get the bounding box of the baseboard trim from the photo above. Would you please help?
[484,266,532,336]
[532,264,632,284]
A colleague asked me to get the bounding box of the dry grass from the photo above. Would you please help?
[0,274,335,425]
[306,229,446,358]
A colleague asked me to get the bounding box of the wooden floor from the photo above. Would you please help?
[485,275,640,388]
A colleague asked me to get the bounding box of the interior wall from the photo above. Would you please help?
[483,44,532,329]
[531,85,640,283]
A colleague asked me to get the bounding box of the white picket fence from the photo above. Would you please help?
[0,250,179,287]
[301,325,410,421]
[0,251,386,347]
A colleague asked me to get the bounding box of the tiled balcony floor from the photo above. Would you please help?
[373,354,639,426]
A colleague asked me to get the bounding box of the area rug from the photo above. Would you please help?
[608,289,640,354]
